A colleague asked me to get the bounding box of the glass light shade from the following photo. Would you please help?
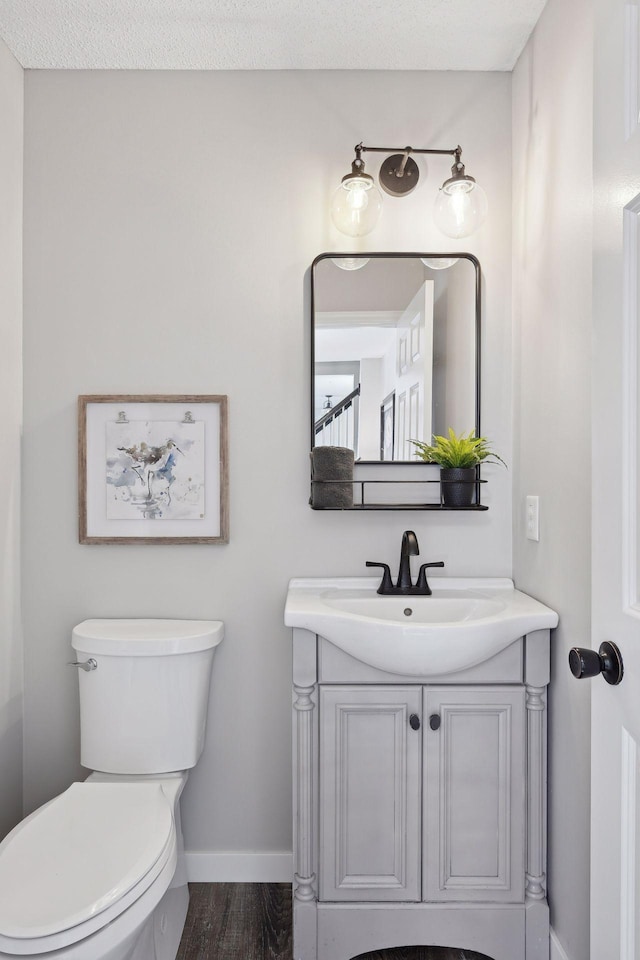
[420,257,459,270]
[433,180,488,239]
[330,177,383,237]
[331,257,370,271]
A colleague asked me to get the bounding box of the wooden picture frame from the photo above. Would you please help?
[78,395,229,544]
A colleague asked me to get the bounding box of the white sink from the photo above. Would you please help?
[321,592,505,624]
[285,577,558,676]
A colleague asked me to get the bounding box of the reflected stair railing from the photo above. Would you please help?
[314,386,360,450]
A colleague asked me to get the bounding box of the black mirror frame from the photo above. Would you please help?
[310,251,481,464]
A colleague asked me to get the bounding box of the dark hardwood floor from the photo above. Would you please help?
[177,884,291,960]
[176,884,492,960]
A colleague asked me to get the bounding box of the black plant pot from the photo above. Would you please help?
[440,467,476,507]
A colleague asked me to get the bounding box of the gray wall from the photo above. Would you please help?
[0,36,23,842]
[22,70,513,868]
[512,0,593,956]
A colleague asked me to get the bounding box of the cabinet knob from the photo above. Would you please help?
[569,641,624,685]
[429,714,441,730]
[409,713,421,731]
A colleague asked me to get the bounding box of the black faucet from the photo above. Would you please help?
[397,529,419,590]
[366,530,445,596]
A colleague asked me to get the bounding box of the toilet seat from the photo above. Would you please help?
[0,782,176,956]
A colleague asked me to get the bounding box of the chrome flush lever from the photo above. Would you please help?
[68,658,98,672]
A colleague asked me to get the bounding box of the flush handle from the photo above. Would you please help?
[568,642,623,685]
[68,658,98,672]
[409,713,421,731]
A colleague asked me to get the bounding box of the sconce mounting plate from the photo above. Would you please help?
[378,154,420,197]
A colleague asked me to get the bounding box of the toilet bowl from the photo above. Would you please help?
[0,775,185,960]
[0,619,223,960]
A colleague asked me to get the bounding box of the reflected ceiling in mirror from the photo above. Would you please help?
[311,253,480,463]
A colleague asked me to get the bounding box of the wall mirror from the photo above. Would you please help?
[311,253,480,464]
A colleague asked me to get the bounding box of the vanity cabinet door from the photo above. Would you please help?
[319,685,422,902]
[422,686,526,903]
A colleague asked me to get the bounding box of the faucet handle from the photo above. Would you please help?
[366,561,394,594]
[415,561,445,596]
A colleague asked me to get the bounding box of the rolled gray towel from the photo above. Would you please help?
[310,446,354,508]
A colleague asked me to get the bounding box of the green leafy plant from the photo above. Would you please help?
[410,428,506,469]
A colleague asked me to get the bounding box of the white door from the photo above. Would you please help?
[591,0,640,954]
[395,281,434,457]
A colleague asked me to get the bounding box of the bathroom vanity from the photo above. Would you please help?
[286,578,558,960]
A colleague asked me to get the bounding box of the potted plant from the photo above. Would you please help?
[410,428,505,507]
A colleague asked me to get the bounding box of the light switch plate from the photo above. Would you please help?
[526,495,540,541]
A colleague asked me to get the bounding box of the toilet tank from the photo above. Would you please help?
[72,619,224,774]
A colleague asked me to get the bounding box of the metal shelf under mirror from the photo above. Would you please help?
[309,471,488,511]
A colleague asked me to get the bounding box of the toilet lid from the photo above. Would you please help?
[0,782,173,939]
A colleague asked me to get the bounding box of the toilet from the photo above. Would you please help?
[0,618,224,960]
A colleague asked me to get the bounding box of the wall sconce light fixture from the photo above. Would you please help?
[330,142,488,240]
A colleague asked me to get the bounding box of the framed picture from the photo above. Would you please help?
[78,395,229,544]
[380,391,396,461]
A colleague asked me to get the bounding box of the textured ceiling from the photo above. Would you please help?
[0,0,548,71]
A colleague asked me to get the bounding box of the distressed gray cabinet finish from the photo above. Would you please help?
[292,628,550,960]
[319,686,423,902]
[423,686,526,904]
[319,685,525,905]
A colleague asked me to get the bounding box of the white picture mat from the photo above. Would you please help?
[85,402,221,538]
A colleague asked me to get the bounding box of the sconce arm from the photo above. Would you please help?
[357,143,462,158]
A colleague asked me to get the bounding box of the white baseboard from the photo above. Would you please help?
[185,851,293,883]
[550,928,572,960]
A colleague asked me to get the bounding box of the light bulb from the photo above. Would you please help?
[433,180,488,239]
[330,177,383,238]
[420,257,459,270]
[331,257,370,271]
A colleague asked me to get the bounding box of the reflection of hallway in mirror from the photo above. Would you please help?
[313,385,360,451]
[313,255,478,463]
[393,280,433,460]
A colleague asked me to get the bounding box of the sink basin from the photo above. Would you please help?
[321,592,505,624]
[285,577,558,676]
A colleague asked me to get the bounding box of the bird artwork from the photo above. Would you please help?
[105,420,205,520]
